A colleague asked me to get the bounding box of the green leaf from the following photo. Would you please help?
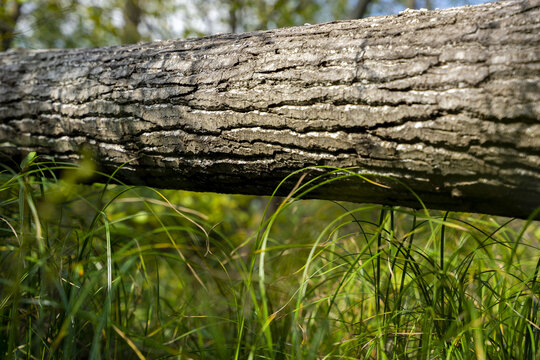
[20,151,37,169]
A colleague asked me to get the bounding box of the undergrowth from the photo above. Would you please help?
[0,154,539,359]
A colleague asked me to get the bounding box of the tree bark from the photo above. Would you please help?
[0,0,539,218]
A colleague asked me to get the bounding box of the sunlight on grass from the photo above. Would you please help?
[0,156,538,359]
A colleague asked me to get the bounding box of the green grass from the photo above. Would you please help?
[0,154,539,359]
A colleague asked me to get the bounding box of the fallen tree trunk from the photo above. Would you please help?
[1,0,539,218]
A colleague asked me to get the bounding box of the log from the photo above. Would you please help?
[1,0,539,218]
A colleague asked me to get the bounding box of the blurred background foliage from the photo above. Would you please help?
[1,0,487,51]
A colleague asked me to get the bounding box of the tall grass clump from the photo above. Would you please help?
[0,157,538,359]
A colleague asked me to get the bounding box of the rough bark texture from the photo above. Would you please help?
[1,0,539,218]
